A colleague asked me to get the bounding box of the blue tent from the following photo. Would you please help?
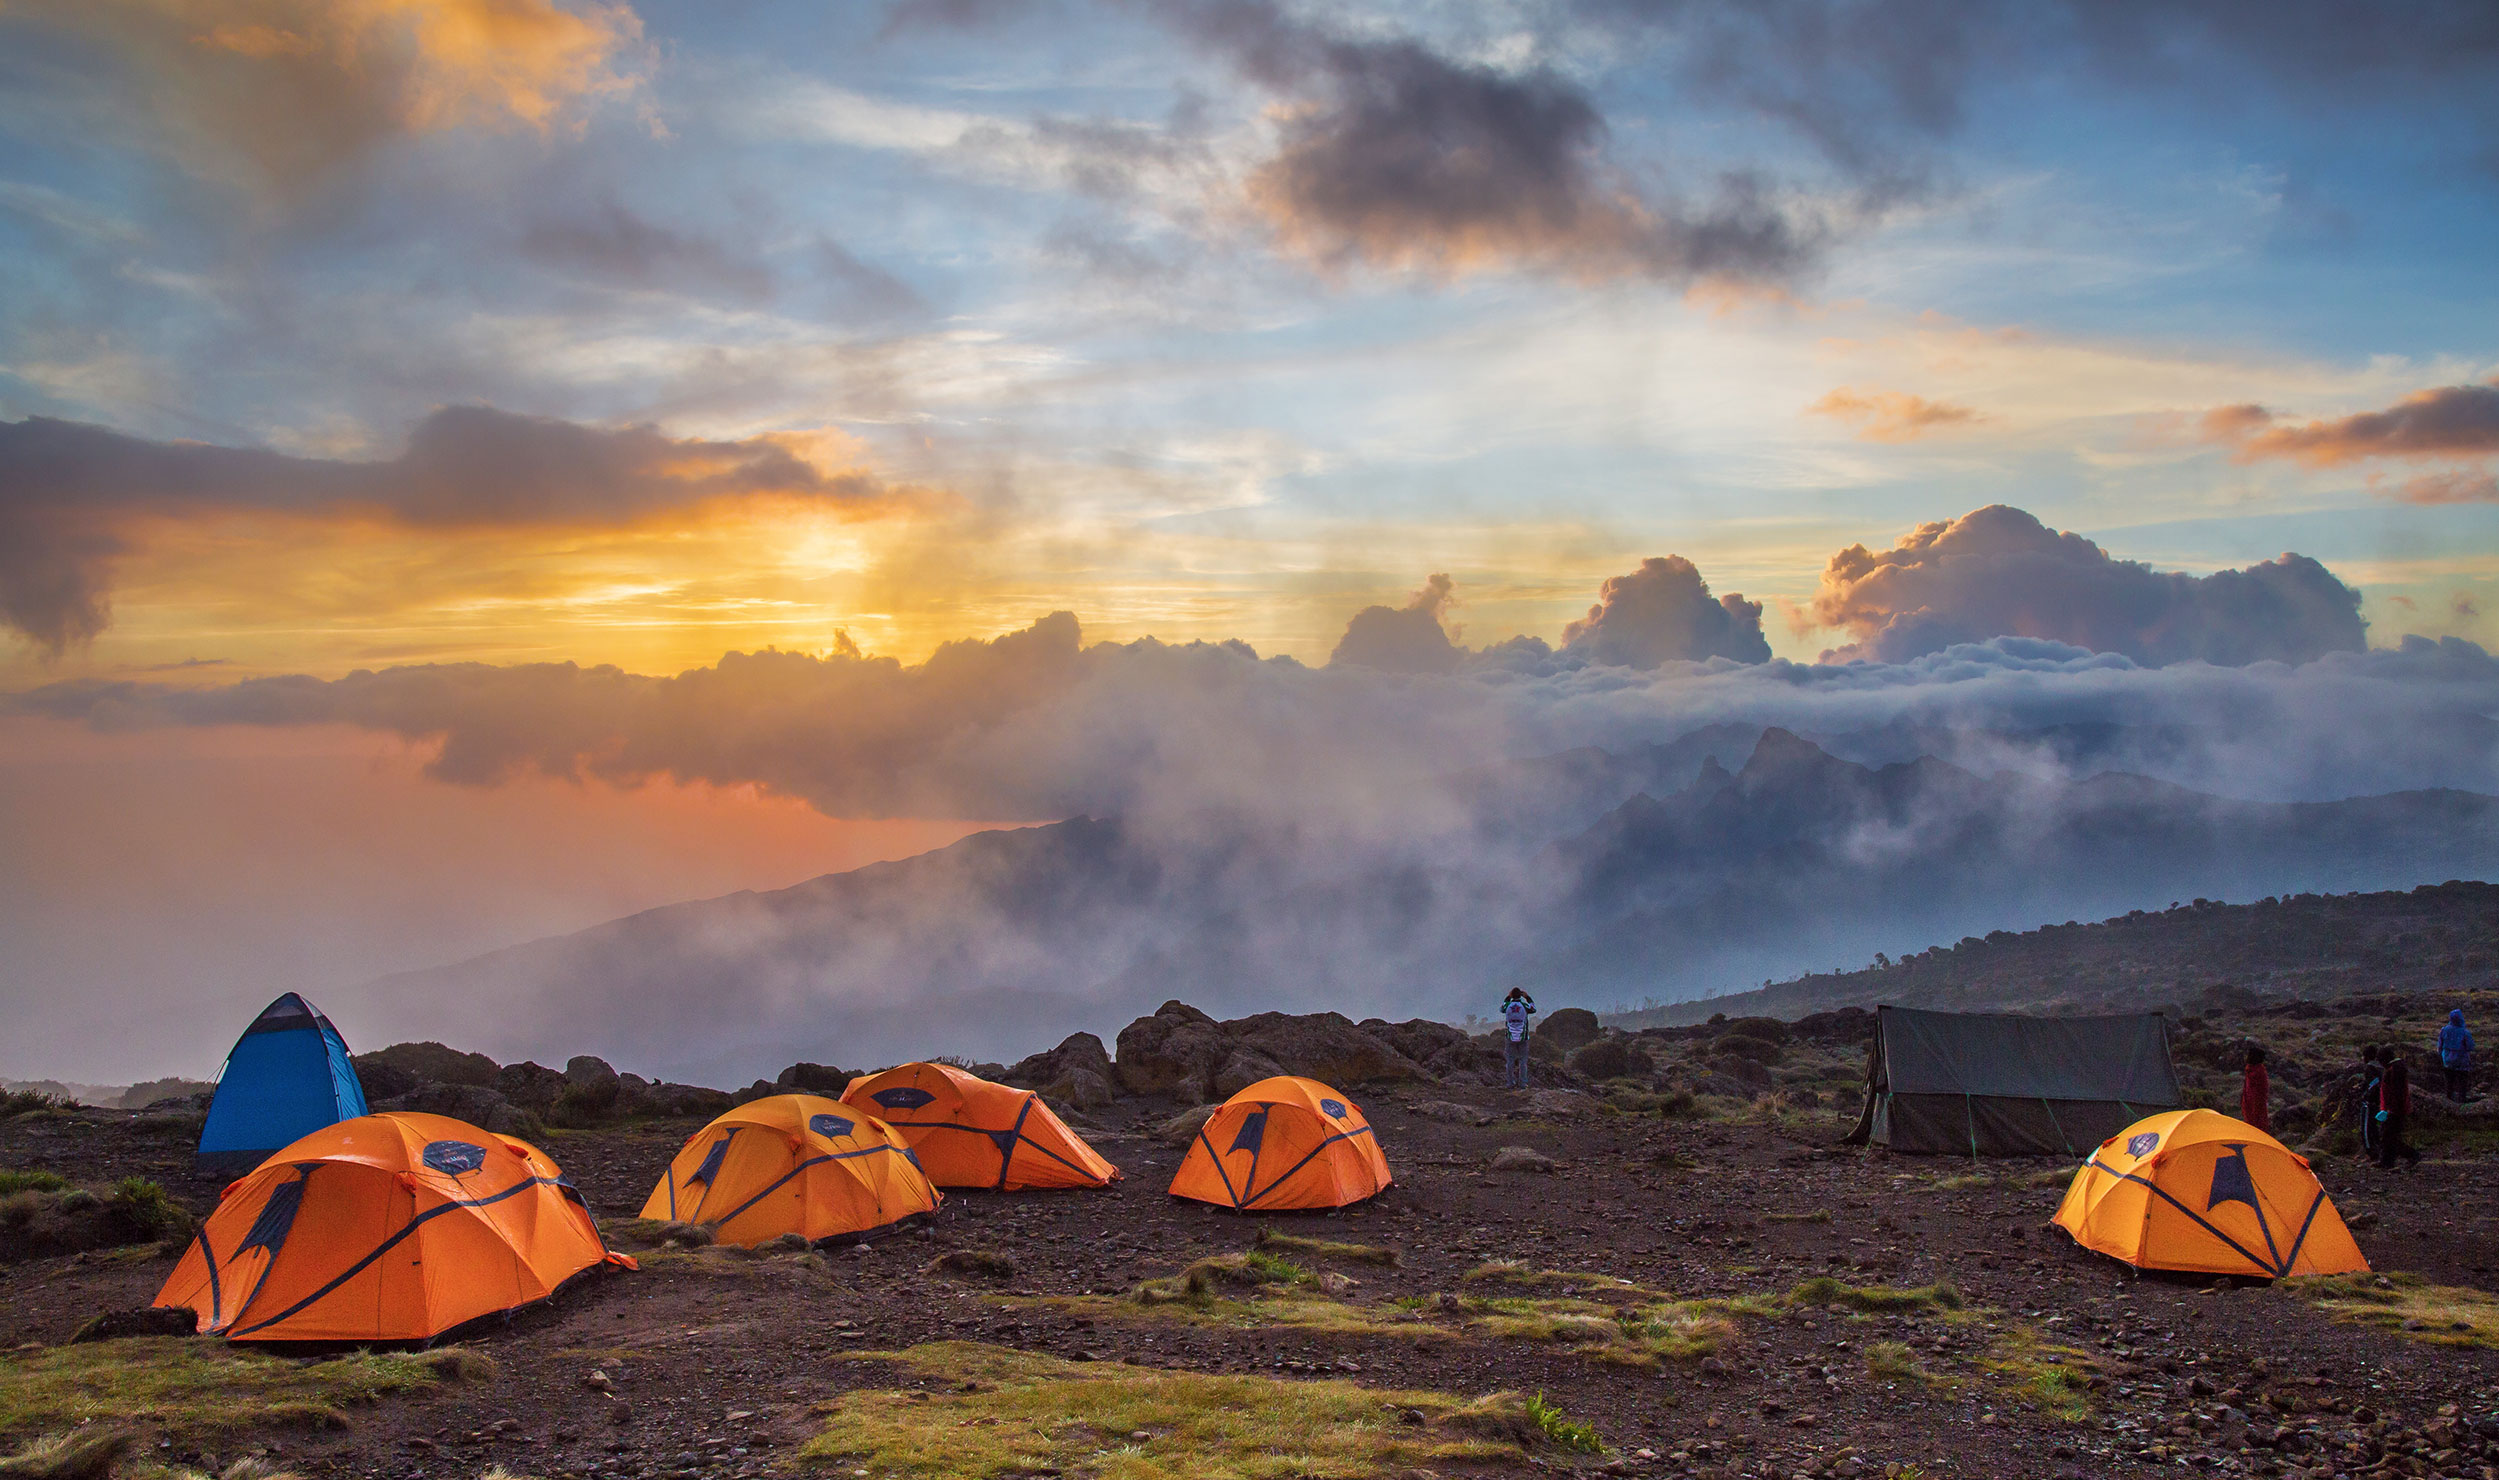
[196,993,368,1174]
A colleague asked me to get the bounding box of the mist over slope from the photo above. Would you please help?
[352,724,2499,1084]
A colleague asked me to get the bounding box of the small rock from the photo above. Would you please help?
[584,1370,614,1393]
[1489,1146,1557,1174]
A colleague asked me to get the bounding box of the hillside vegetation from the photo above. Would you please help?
[1613,879,2499,1026]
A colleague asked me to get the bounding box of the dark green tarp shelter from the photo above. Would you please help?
[1844,1005,2181,1156]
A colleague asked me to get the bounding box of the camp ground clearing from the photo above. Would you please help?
[6,994,2499,1479]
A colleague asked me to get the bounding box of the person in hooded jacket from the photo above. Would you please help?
[2355,1047,2384,1162]
[1500,988,1537,1090]
[2377,1045,2422,1170]
[2239,1044,2270,1134]
[2439,1008,2475,1102]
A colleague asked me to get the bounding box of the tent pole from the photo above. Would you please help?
[1964,1093,1979,1163]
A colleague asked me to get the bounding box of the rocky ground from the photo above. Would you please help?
[5,994,2499,1480]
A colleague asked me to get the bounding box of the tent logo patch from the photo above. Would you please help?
[1319,1098,1349,1119]
[871,1088,937,1111]
[422,1140,488,1176]
[808,1113,856,1141]
[2127,1132,2160,1158]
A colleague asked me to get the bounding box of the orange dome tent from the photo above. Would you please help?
[841,1062,1120,1191]
[2053,1108,2368,1278]
[1168,1076,1390,1211]
[154,1112,631,1343]
[640,1094,941,1244]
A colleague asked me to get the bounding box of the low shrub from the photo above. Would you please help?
[1523,1392,1601,1453]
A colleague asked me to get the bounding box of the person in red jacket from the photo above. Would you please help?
[2240,1044,2270,1134]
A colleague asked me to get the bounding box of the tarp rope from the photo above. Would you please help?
[2040,1098,2074,1157]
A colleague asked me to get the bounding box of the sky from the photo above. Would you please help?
[4,0,2498,1081]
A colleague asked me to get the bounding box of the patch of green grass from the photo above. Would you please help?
[1975,1329,2094,1422]
[1927,1173,1996,1192]
[1458,1262,1666,1297]
[804,1342,1538,1479]
[1251,1228,1399,1267]
[0,1173,70,1197]
[1128,1252,1315,1308]
[2283,1271,2499,1348]
[1863,1340,1921,1381]
[1523,1392,1600,1454]
[1780,1277,1962,1315]
[0,1341,489,1441]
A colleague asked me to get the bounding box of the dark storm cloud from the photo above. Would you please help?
[0,408,897,653]
[1808,505,2367,666]
[1157,0,1823,283]
[1329,573,1461,674]
[1561,556,1771,667]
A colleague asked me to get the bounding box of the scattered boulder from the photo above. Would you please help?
[355,1041,499,1088]
[1152,1104,1220,1148]
[1489,1146,1557,1173]
[1363,1018,1486,1076]
[565,1055,620,1087]
[382,1081,540,1136]
[1214,1047,1287,1100]
[1115,1004,1233,1103]
[1048,1068,1117,1110]
[1536,1008,1602,1050]
[493,1061,569,1112]
[548,1076,620,1126]
[623,1081,734,1119]
[775,1063,854,1095]
[1526,1088,1595,1118]
[1113,1003,1426,1102]
[1411,1100,1496,1127]
[1223,1011,1425,1086]
[1004,1032,1117,1095]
